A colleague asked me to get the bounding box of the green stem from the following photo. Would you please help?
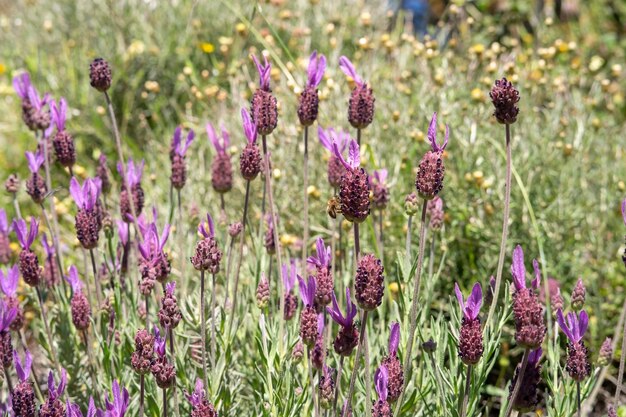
[35,287,61,375]
[302,125,310,274]
[342,310,368,417]
[200,270,208,390]
[210,273,217,371]
[459,365,472,417]
[228,180,251,335]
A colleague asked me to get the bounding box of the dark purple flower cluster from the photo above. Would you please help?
[455,282,484,365]
[191,214,222,273]
[355,254,384,311]
[339,57,375,130]
[333,140,370,223]
[490,77,520,125]
[415,113,448,200]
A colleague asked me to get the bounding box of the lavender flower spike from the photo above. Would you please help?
[327,288,358,329]
[186,378,205,406]
[171,126,195,157]
[25,151,45,174]
[103,380,130,417]
[65,265,83,293]
[556,309,589,343]
[69,177,102,211]
[339,56,363,85]
[47,369,68,401]
[306,51,326,88]
[454,282,483,320]
[252,53,272,90]
[13,217,38,250]
[116,158,144,188]
[198,213,215,238]
[333,139,360,171]
[14,348,32,382]
[298,275,316,307]
[427,112,449,152]
[0,265,19,297]
[307,237,332,269]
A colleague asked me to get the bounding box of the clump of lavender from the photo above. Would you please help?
[307,237,333,307]
[117,158,145,221]
[557,309,591,382]
[102,380,130,417]
[0,300,17,370]
[69,177,102,250]
[318,127,349,189]
[570,278,586,311]
[256,274,270,309]
[490,77,520,125]
[0,210,12,264]
[250,54,278,136]
[89,58,112,92]
[355,254,384,311]
[151,327,176,388]
[298,51,326,126]
[191,214,222,273]
[131,328,155,374]
[339,56,375,133]
[382,323,404,403]
[508,348,543,412]
[207,122,233,194]
[39,369,67,417]
[11,349,36,417]
[186,379,218,417]
[455,282,484,365]
[598,337,612,366]
[5,173,20,195]
[170,126,195,190]
[13,217,41,287]
[239,108,262,181]
[292,341,304,364]
[319,364,335,410]
[298,275,318,347]
[415,113,448,200]
[370,170,389,211]
[65,266,91,331]
[511,246,546,349]
[311,315,326,370]
[327,288,359,356]
[282,261,298,320]
[333,139,370,224]
[372,365,391,417]
[25,151,47,204]
[50,98,76,169]
[264,214,276,255]
[426,196,444,230]
[13,72,51,132]
[158,281,182,330]
[1,265,24,331]
[138,220,171,291]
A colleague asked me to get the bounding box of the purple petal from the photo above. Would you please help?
[531,259,541,289]
[25,151,43,173]
[13,73,32,99]
[346,287,357,323]
[69,177,84,208]
[427,112,437,147]
[454,283,465,314]
[116,220,128,245]
[0,265,19,297]
[241,108,257,144]
[374,365,388,401]
[317,313,324,335]
[317,127,332,151]
[171,126,182,153]
[221,124,231,149]
[87,397,97,417]
[47,371,55,396]
[389,322,400,354]
[206,213,215,237]
[26,217,38,249]
[13,219,27,249]
[528,348,542,365]
[298,275,310,306]
[556,309,574,342]
[0,209,8,235]
[66,265,83,292]
[466,282,483,320]
[206,122,221,153]
[307,276,317,307]
[578,310,589,341]
[51,97,67,131]
[14,349,31,382]
[338,56,362,85]
[181,130,195,155]
[327,291,345,327]
[511,245,526,291]
[347,140,360,169]
[314,54,327,87]
[307,51,318,85]
[332,141,351,171]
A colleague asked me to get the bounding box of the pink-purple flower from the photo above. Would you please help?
[556,309,588,344]
[427,112,449,153]
[13,217,38,251]
[25,150,45,175]
[298,275,316,308]
[454,282,483,321]
[116,158,144,188]
[14,348,32,383]
[102,380,130,417]
[206,122,230,156]
[69,177,102,211]
[171,126,195,157]
[0,265,19,298]
[306,51,326,88]
[333,139,361,171]
[252,54,272,91]
[339,56,364,86]
[327,288,358,330]
[511,244,541,292]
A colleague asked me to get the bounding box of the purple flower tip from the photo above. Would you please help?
[281,260,298,294]
[0,299,17,332]
[166,281,176,295]
[13,216,38,250]
[389,322,400,355]
[556,309,588,343]
[13,72,32,100]
[69,176,102,211]
[206,122,229,154]
[454,282,483,320]
[25,150,45,174]
[528,347,543,365]
[47,368,67,400]
[50,97,68,131]
[0,265,20,297]
[327,287,357,329]
[172,126,195,157]
[241,107,258,144]
[374,365,388,402]
[198,213,215,238]
[372,169,388,185]
[531,259,541,289]
[307,237,331,269]
[306,51,326,88]
[252,53,271,90]
[186,378,205,406]
[427,112,449,153]
[65,265,83,293]
[13,349,32,382]
[318,127,351,153]
[511,244,527,291]
[298,275,316,307]
[104,380,130,417]
[338,56,363,85]
[0,209,10,236]
[153,326,166,357]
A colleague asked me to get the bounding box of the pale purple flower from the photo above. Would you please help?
[318,126,350,153]
[13,349,32,382]
[374,365,389,402]
[0,299,16,331]
[66,397,97,417]
[50,97,68,131]
[171,126,195,157]
[333,139,360,170]
[25,150,45,174]
[556,309,589,343]
[185,378,206,407]
[298,275,316,308]
[65,265,83,293]
[281,260,299,294]
[0,265,20,297]
[138,221,170,263]
[307,237,331,269]
[206,122,230,155]
[306,51,326,88]
[327,288,357,329]
[13,73,32,100]
[388,322,400,355]
[47,368,68,401]
[69,177,102,211]
[102,380,129,417]
[116,220,128,246]
[454,282,483,320]
[317,312,325,337]
[0,209,12,237]
[198,213,215,239]
[511,245,541,291]
[252,54,271,90]
[42,233,55,259]
[241,108,258,144]
[165,281,176,296]
[153,326,166,357]
[13,217,38,250]
[528,347,543,365]
[339,56,363,86]
[116,158,144,187]
[372,169,388,186]
[427,112,449,153]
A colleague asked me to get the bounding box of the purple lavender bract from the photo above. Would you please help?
[415,113,448,200]
[327,288,359,356]
[355,254,384,311]
[333,139,370,223]
[339,56,375,129]
[455,282,484,365]
[298,51,326,126]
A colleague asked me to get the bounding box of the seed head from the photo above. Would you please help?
[158,281,182,329]
[404,192,420,216]
[89,58,112,92]
[382,323,403,402]
[5,174,19,194]
[570,278,586,311]
[131,328,154,374]
[355,254,384,310]
[415,113,448,200]
[318,365,335,409]
[97,155,111,195]
[256,275,270,309]
[228,222,243,238]
[191,214,223,273]
[426,196,444,229]
[298,51,326,126]
[370,169,390,211]
[339,56,375,129]
[292,341,304,364]
[490,77,520,125]
[597,337,612,366]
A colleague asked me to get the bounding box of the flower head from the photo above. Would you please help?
[47,369,67,401]
[252,53,271,90]
[14,349,32,382]
[511,245,541,291]
[198,213,215,239]
[327,288,358,329]
[556,309,588,344]
[281,260,298,294]
[454,282,483,320]
[13,73,32,100]
[0,299,17,332]
[318,126,350,153]
[171,126,195,157]
[206,122,230,155]
[339,56,363,86]
[298,275,316,307]
[241,108,258,144]
[116,158,144,188]
[0,265,19,298]
[0,209,11,237]
[13,217,38,250]
[50,97,68,131]
[333,139,360,170]
[490,78,520,125]
[307,237,331,269]
[69,177,102,211]
[306,51,326,88]
[102,380,130,417]
[65,265,83,293]
[375,365,388,402]
[185,378,206,407]
[25,150,45,174]
[116,220,129,246]
[427,112,449,153]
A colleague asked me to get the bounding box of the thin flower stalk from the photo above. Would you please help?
[614,199,626,408]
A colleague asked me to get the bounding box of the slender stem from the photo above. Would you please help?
[224,235,235,308]
[35,287,61,375]
[89,249,103,310]
[356,128,361,147]
[229,180,251,334]
[363,324,372,417]
[354,223,360,262]
[486,124,512,327]
[342,310,369,417]
[12,194,22,220]
[261,136,285,351]
[504,349,530,417]
[459,365,472,417]
[103,91,142,242]
[429,353,445,412]
[200,270,209,390]
[169,329,180,417]
[39,204,66,295]
[177,188,185,287]
[308,347,318,417]
[139,374,145,417]
[68,166,74,178]
[332,356,344,417]
[82,329,99,396]
[145,295,150,329]
[395,200,428,416]
[3,365,13,393]
[220,193,226,221]
[378,210,384,260]
[576,382,581,417]
[614,297,626,404]
[302,126,310,270]
[163,388,168,417]
[210,273,217,371]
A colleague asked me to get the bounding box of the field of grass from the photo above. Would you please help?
[0,0,625,416]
